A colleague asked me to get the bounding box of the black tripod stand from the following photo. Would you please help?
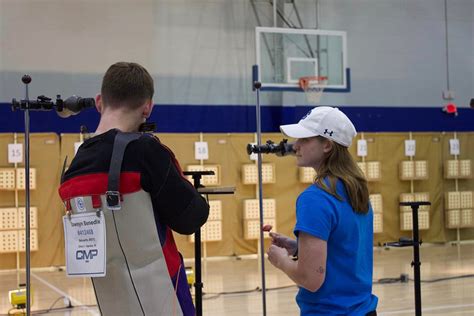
[182,170,235,316]
[10,75,93,316]
[385,201,431,316]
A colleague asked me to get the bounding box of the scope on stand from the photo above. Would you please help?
[11,94,64,112]
[7,75,96,316]
[247,139,295,157]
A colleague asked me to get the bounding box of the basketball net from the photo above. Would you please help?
[299,76,328,104]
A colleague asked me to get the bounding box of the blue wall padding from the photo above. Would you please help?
[1,103,473,133]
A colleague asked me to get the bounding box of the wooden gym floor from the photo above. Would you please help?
[1,243,474,315]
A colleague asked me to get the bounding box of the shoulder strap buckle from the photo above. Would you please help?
[106,191,121,210]
[107,131,141,211]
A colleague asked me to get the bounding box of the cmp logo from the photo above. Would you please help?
[76,249,98,263]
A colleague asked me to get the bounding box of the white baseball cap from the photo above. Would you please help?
[280,106,357,147]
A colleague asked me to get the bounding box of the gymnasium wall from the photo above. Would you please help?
[0,0,473,268]
[0,0,473,110]
[0,131,473,268]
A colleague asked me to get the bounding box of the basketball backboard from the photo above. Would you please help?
[255,27,349,92]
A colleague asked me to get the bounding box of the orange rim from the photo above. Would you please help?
[298,76,328,90]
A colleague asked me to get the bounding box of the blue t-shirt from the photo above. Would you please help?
[294,179,378,315]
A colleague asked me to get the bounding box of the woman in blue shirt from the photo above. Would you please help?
[264,106,378,315]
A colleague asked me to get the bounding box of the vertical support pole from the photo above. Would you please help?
[411,204,422,316]
[13,133,21,287]
[199,133,208,279]
[392,201,429,316]
[253,66,267,316]
[273,0,277,27]
[315,0,320,29]
[24,89,32,316]
[409,132,414,194]
[182,171,214,316]
[453,132,460,245]
[444,0,450,92]
[193,175,203,316]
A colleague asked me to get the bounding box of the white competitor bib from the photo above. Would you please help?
[63,212,106,277]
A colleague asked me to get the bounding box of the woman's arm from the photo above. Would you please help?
[267,231,327,292]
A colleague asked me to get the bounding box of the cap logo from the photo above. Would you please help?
[324,129,334,136]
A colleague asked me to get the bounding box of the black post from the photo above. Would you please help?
[9,78,89,316]
[21,75,33,316]
[182,170,214,316]
[25,104,32,316]
[409,203,422,316]
[398,201,430,316]
[253,75,268,316]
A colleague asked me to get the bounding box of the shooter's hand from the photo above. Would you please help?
[262,224,298,256]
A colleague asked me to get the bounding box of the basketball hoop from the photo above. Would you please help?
[299,76,328,104]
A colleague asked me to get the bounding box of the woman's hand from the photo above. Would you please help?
[267,231,328,293]
[266,244,290,269]
[262,224,298,256]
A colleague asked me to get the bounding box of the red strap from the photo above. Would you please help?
[92,195,102,209]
